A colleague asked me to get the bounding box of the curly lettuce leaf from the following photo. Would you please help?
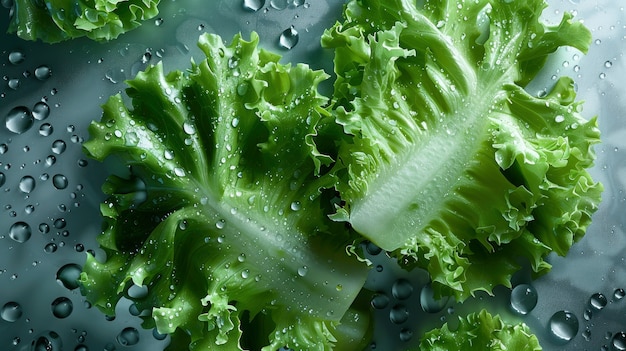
[418,309,542,351]
[321,0,602,300]
[79,32,370,351]
[7,0,159,42]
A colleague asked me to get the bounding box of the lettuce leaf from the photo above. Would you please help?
[321,0,602,300]
[7,0,159,42]
[418,309,542,351]
[79,32,370,351]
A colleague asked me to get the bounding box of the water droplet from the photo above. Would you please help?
[365,241,382,255]
[278,26,299,50]
[51,297,73,318]
[389,304,409,324]
[420,282,449,313]
[614,288,625,301]
[605,61,613,68]
[612,332,626,351]
[183,121,196,135]
[52,174,68,189]
[549,310,579,343]
[5,106,34,134]
[9,221,32,243]
[32,101,50,120]
[555,115,565,123]
[399,328,413,342]
[141,52,152,64]
[154,18,164,26]
[39,123,54,136]
[0,172,5,187]
[290,201,301,211]
[371,294,390,309]
[231,117,240,128]
[53,217,66,229]
[391,279,413,300]
[116,327,140,346]
[75,344,88,351]
[270,0,287,9]
[8,51,26,65]
[0,143,6,154]
[589,293,608,310]
[237,82,249,96]
[44,242,58,253]
[51,140,66,154]
[1,301,23,322]
[39,223,50,233]
[56,264,82,290]
[8,78,20,90]
[31,331,62,351]
[296,265,309,277]
[34,65,52,80]
[216,220,226,229]
[19,175,36,193]
[164,150,175,160]
[599,72,607,79]
[510,284,538,315]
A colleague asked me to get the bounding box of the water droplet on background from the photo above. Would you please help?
[614,288,625,301]
[270,0,288,10]
[51,140,66,154]
[1,301,23,322]
[549,310,579,343]
[56,264,82,290]
[5,106,34,134]
[39,123,54,136]
[391,279,413,300]
[399,328,413,342]
[8,51,26,65]
[279,26,299,49]
[19,175,36,194]
[9,221,32,243]
[31,330,62,351]
[52,174,69,189]
[389,304,409,324]
[243,0,265,11]
[589,292,608,310]
[371,293,390,309]
[51,296,73,318]
[0,172,5,187]
[32,101,51,120]
[612,332,626,351]
[34,65,52,80]
[420,282,449,313]
[510,284,538,315]
[116,327,140,346]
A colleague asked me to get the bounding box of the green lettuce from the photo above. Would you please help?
[321,0,602,301]
[79,32,371,351]
[7,0,159,42]
[418,309,542,351]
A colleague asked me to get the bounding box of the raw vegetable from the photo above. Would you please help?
[418,309,542,351]
[6,0,159,42]
[79,32,371,351]
[321,0,602,301]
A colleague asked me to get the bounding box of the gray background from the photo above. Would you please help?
[1,0,624,350]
